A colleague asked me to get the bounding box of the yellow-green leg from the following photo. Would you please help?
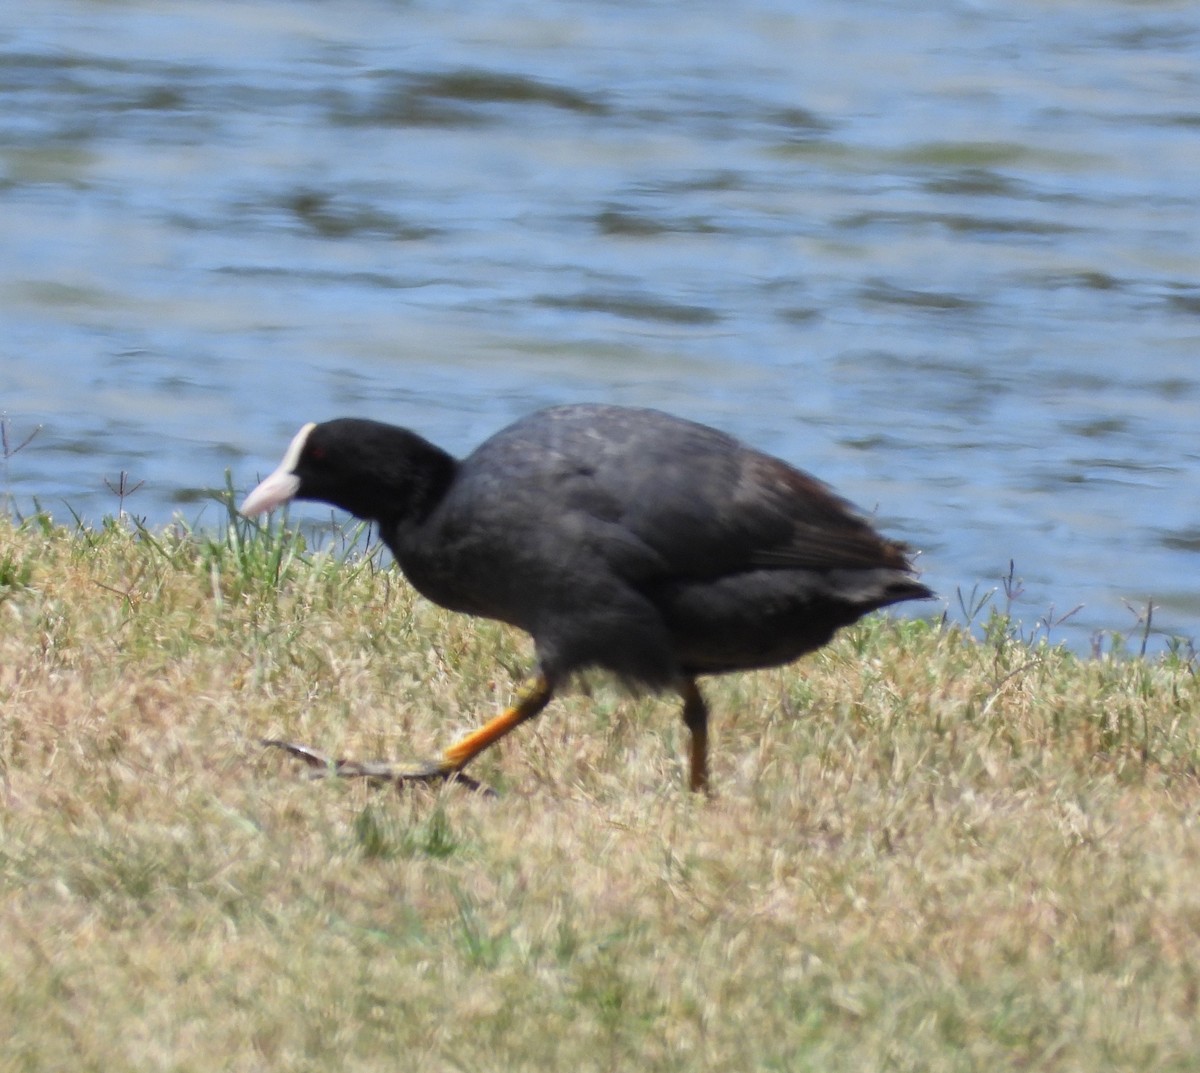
[438,673,553,772]
[263,674,554,793]
[680,678,710,794]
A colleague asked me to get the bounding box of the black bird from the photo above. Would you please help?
[240,404,933,792]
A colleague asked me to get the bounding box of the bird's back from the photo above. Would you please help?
[459,404,920,578]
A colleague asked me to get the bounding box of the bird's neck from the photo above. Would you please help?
[359,438,458,555]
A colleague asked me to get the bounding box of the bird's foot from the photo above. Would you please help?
[260,739,497,796]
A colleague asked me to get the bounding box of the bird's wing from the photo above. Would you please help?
[559,419,915,579]
[454,405,917,586]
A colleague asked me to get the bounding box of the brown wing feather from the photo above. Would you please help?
[736,455,916,572]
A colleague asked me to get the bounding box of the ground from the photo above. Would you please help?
[1,513,1198,1072]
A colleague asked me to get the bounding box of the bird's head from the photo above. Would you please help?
[240,418,456,525]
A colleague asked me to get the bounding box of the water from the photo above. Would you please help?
[3,0,1199,652]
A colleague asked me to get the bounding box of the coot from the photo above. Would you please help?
[240,404,932,792]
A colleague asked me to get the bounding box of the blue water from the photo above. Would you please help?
[3,0,1200,651]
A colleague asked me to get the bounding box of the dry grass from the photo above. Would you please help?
[2,512,1199,1072]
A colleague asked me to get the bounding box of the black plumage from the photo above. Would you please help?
[241,404,933,792]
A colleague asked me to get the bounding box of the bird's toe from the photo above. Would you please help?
[260,739,495,794]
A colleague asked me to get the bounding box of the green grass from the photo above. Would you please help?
[1,513,1199,1072]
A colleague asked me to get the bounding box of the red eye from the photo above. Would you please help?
[310,445,327,461]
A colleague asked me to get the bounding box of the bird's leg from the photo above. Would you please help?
[679,678,710,794]
[436,672,554,773]
[262,673,554,793]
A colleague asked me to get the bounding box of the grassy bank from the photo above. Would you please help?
[1,513,1199,1072]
